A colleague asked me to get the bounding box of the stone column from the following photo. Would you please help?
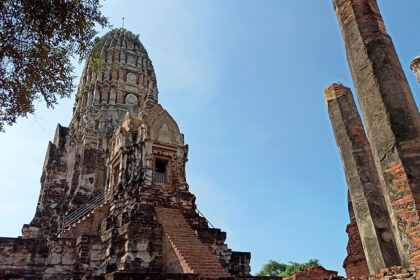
[325,84,401,274]
[411,56,420,83]
[333,0,420,267]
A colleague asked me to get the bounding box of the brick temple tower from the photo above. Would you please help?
[25,28,159,238]
[0,29,252,280]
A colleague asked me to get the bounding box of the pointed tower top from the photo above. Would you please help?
[69,28,158,142]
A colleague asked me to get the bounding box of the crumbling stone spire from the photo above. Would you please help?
[26,28,160,237]
[2,26,253,278]
[325,84,401,274]
[71,28,158,139]
[333,0,420,268]
[411,56,420,83]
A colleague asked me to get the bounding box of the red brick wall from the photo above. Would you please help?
[283,266,338,280]
[343,220,369,278]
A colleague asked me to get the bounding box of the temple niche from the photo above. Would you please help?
[126,72,137,83]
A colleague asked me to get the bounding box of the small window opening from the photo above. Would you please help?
[105,217,112,230]
[155,159,168,184]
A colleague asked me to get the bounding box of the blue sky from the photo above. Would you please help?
[0,0,419,276]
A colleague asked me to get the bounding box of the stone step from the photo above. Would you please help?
[155,207,230,278]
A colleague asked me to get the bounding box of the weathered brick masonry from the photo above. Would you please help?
[329,0,420,277]
[343,218,369,278]
[342,191,369,278]
[2,2,420,279]
[325,84,400,274]
[282,266,340,280]
[0,28,253,280]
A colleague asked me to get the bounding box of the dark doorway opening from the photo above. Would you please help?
[155,159,168,184]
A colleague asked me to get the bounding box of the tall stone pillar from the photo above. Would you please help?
[333,0,420,268]
[411,56,420,83]
[325,84,401,274]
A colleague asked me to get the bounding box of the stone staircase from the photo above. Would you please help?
[155,207,231,278]
[58,201,110,239]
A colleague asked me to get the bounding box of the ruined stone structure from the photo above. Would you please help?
[411,57,420,83]
[282,267,339,280]
[2,1,420,280]
[325,84,400,275]
[343,193,369,278]
[327,0,420,278]
[0,28,255,280]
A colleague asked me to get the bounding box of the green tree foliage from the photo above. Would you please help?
[0,0,109,131]
[256,259,321,277]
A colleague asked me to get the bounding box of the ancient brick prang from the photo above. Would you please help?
[0,28,253,280]
[28,28,159,238]
[411,56,420,83]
